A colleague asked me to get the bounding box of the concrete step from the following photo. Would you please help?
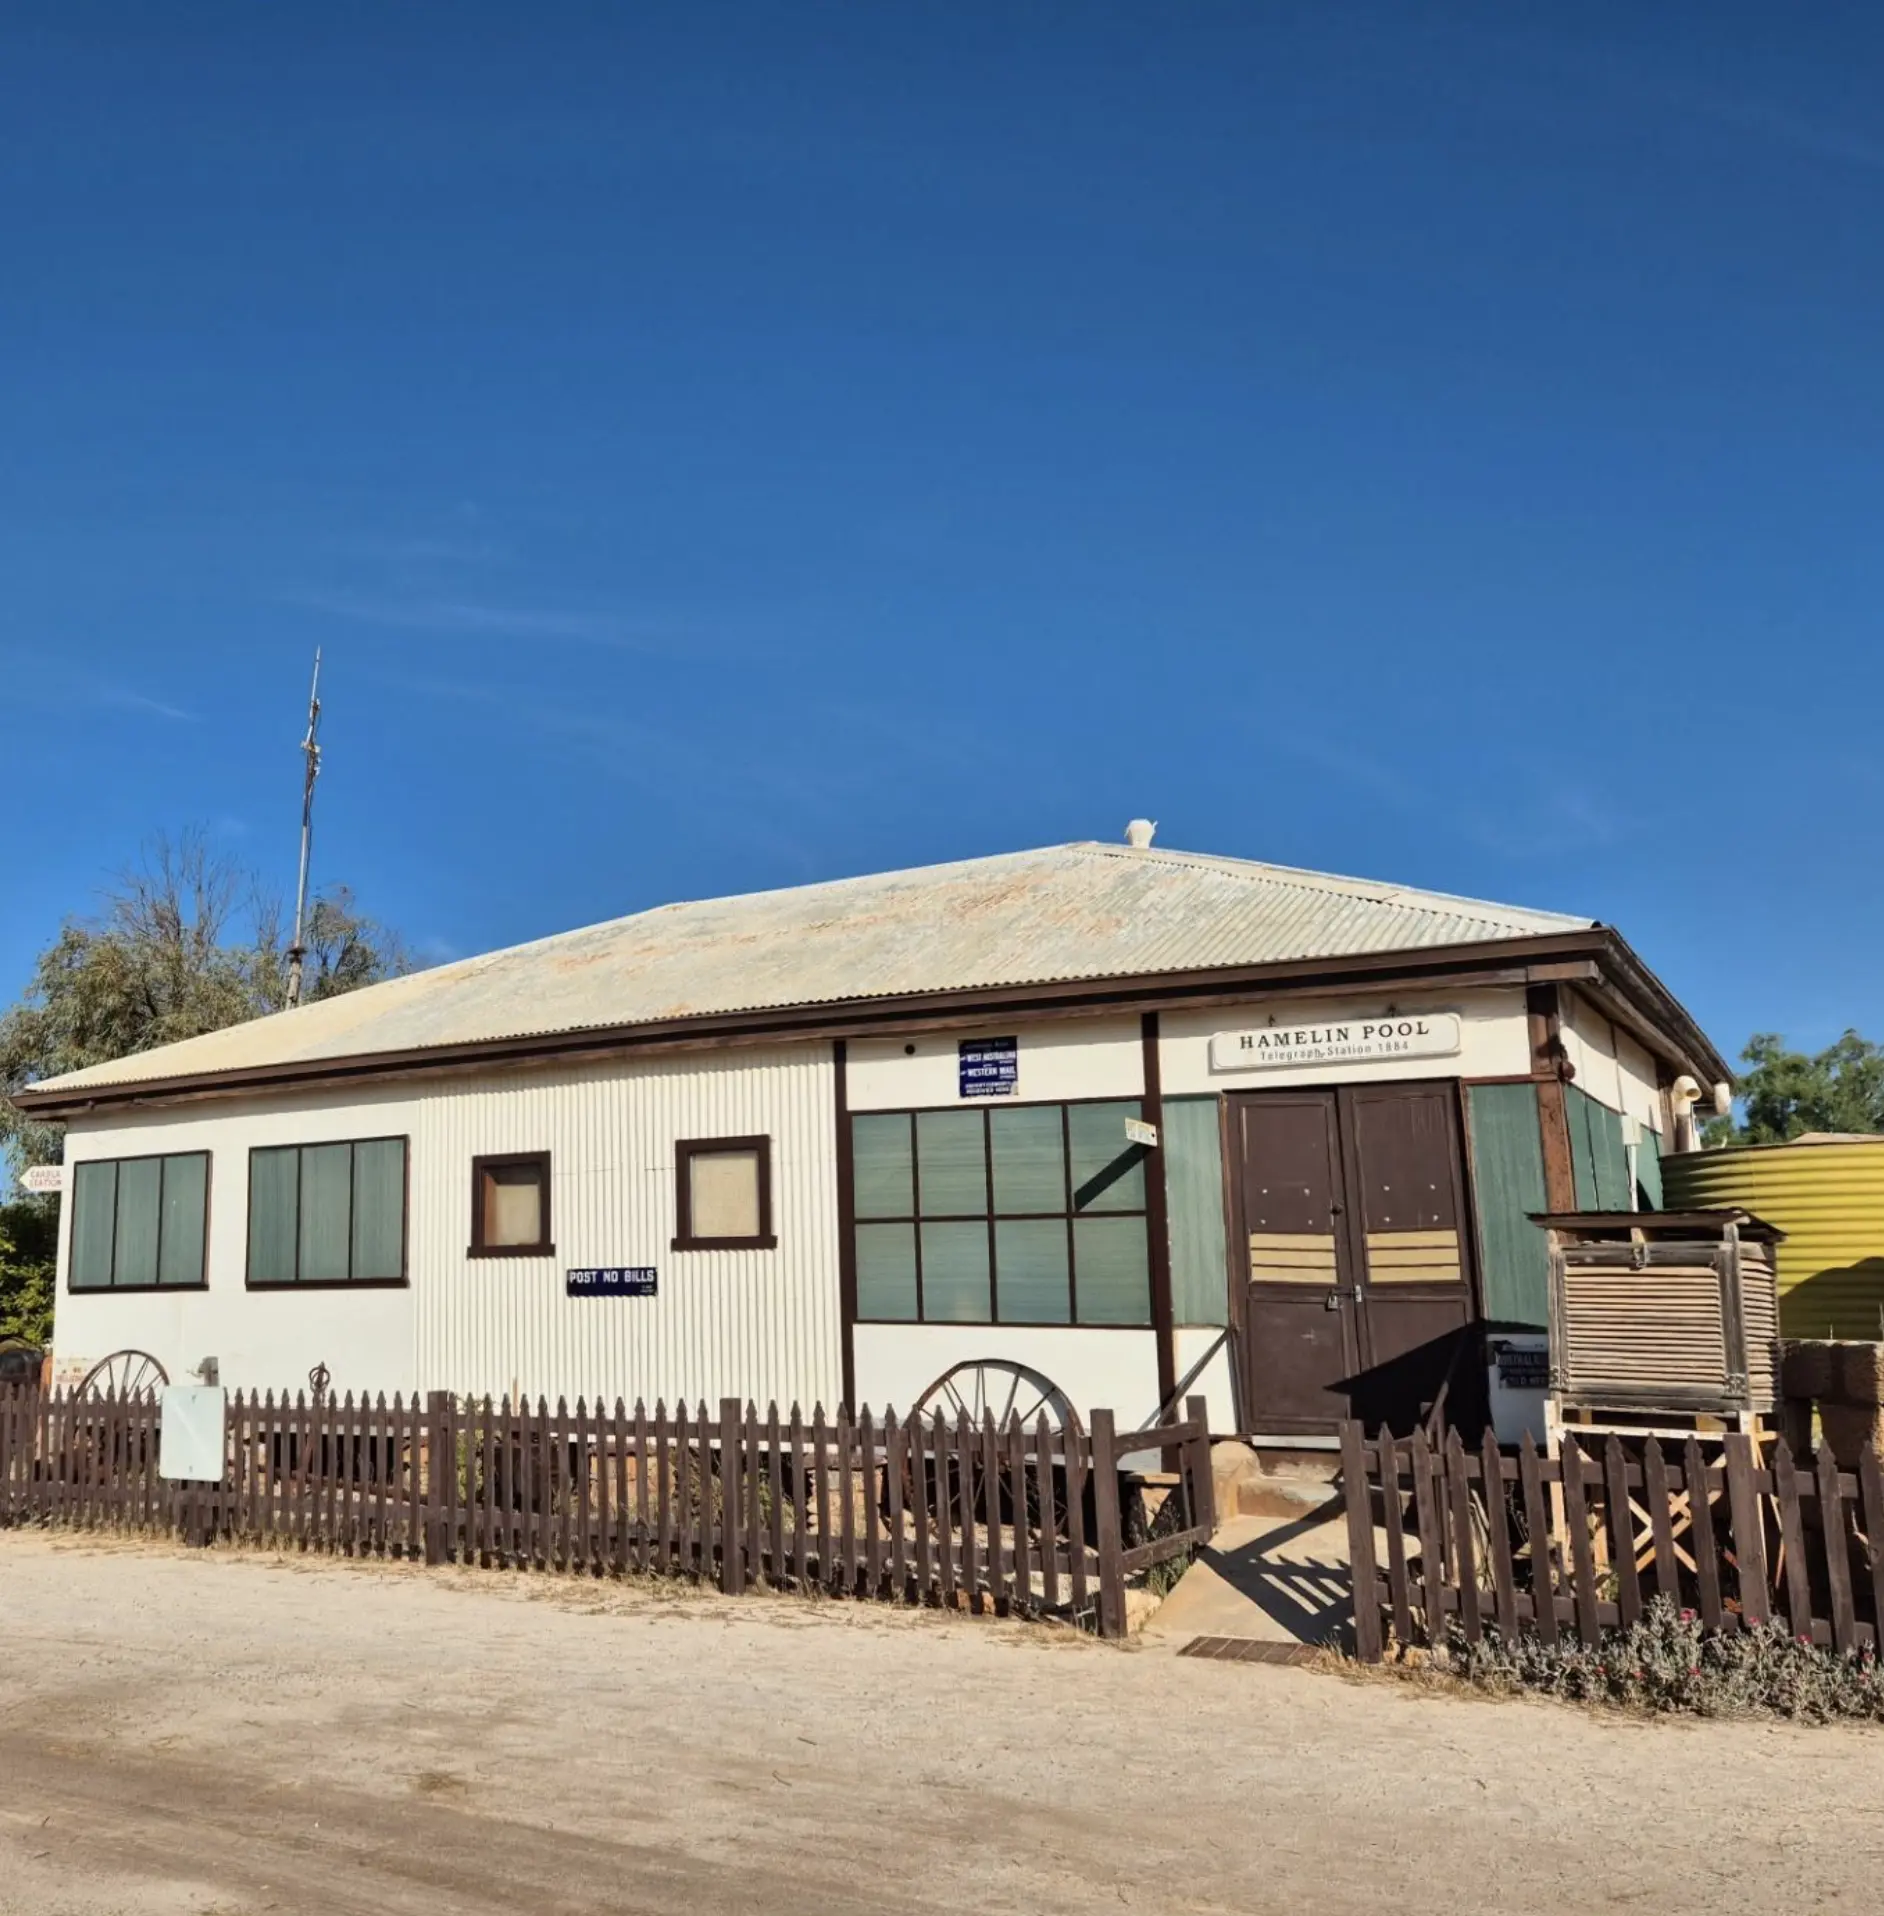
[1211,1441,1343,1523]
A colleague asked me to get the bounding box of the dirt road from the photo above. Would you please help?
[0,1532,1880,1914]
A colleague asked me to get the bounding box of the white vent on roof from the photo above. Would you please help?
[1124,818,1157,849]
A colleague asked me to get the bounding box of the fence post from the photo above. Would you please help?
[424,1391,449,1566]
[1091,1409,1126,1640]
[719,1398,744,1596]
[1184,1396,1216,1538]
[1339,1420,1384,1662]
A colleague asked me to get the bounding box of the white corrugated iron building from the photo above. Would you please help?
[15,833,1727,1439]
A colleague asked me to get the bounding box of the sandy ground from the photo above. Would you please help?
[2,1534,1882,1915]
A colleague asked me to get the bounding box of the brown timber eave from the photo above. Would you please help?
[10,926,1729,1120]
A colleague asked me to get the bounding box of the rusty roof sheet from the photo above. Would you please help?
[29,841,1593,1094]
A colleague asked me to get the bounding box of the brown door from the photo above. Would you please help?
[1339,1082,1476,1433]
[1231,1082,1478,1435]
[1229,1090,1360,1434]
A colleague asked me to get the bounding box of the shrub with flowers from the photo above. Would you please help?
[1443,1597,1884,1722]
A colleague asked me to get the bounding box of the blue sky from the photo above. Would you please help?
[2,4,1878,1062]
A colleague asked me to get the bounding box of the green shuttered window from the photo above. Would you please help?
[1464,1083,1549,1328]
[247,1138,407,1285]
[1163,1096,1229,1326]
[68,1152,210,1291]
[852,1102,1151,1325]
[1566,1085,1632,1212]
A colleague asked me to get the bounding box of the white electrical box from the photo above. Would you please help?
[159,1386,228,1483]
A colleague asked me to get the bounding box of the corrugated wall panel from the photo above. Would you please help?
[412,1045,843,1410]
[1665,1142,1884,1341]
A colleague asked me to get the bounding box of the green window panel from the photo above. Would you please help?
[1567,1086,1631,1212]
[69,1161,119,1291]
[248,1148,301,1284]
[1465,1082,1550,1329]
[990,1105,1066,1215]
[994,1218,1071,1323]
[855,1222,919,1320]
[916,1109,987,1216]
[248,1140,406,1285]
[919,1220,992,1322]
[1069,1101,1147,1213]
[1636,1126,1664,1211]
[851,1113,914,1219]
[1163,1096,1228,1327]
[1073,1217,1152,1325]
[66,1153,210,1292]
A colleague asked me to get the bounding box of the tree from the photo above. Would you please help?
[0,831,410,1175]
[0,1199,56,1347]
[1709,1030,1884,1146]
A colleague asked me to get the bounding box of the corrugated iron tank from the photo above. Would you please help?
[1664,1138,1884,1338]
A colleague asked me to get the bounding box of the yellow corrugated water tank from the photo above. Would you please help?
[1664,1138,1884,1339]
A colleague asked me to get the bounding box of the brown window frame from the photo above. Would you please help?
[672,1135,777,1251]
[66,1149,214,1295]
[243,1135,412,1291]
[468,1151,555,1258]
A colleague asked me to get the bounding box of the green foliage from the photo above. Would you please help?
[1,831,410,1176]
[1706,1030,1884,1146]
[0,1198,56,1346]
[1446,1597,1884,1722]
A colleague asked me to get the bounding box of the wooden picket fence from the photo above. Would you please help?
[1340,1420,1884,1662]
[0,1387,1214,1639]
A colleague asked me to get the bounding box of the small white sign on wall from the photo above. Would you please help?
[1210,1013,1463,1074]
[159,1386,228,1483]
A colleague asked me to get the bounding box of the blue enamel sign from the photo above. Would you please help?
[566,1266,658,1298]
[959,1036,1019,1098]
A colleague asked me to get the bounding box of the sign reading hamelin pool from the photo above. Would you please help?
[1210,1013,1463,1073]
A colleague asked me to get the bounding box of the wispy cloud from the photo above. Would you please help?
[99,686,197,722]
[299,592,659,650]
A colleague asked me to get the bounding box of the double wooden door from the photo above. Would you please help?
[1229,1082,1476,1435]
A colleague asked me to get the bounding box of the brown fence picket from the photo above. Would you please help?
[1685,1437,1724,1631]
[1381,1431,1416,1650]
[1642,1438,1679,1604]
[1407,1428,1444,1640]
[1816,1443,1856,1654]
[810,1406,829,1589]
[1444,1430,1481,1643]
[1034,1413,1059,1614]
[1008,1416,1033,1612]
[1478,1427,1517,1640]
[1090,1409,1126,1640]
[1558,1436,1602,1647]
[1860,1446,1884,1650]
[1064,1415,1089,1622]
[1771,1438,1814,1640]
[1603,1436,1642,1630]
[1340,1422,1383,1660]
[933,1411,958,1610]
[790,1406,809,1591]
[653,1401,672,1574]
[982,1413,1007,1613]
[632,1400,650,1574]
[859,1408,881,1600]
[1723,1433,1770,1627]
[838,1408,859,1598]
[745,1401,763,1589]
[884,1409,906,1603]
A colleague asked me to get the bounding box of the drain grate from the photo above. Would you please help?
[1177,1636,1322,1666]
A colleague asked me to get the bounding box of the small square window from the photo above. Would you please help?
[469,1153,553,1257]
[673,1136,776,1251]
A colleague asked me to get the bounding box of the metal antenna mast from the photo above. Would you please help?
[285,649,323,1010]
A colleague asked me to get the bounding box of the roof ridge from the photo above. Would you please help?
[1063,841,1589,930]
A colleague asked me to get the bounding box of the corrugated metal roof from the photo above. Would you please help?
[30,841,1593,1094]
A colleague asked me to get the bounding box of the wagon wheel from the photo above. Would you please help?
[77,1349,168,1400]
[908,1361,1080,1543]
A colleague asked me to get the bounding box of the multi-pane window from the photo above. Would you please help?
[470,1152,553,1256]
[851,1101,1151,1326]
[69,1152,209,1291]
[247,1138,407,1286]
